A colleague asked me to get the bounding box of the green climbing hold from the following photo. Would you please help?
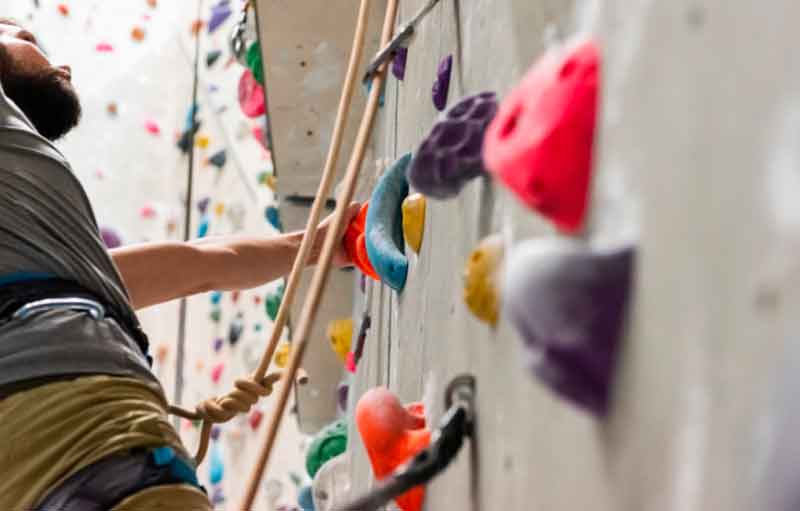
[306,419,348,479]
[210,306,222,323]
[265,281,285,321]
[246,42,265,86]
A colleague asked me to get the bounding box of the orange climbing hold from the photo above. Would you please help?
[57,3,70,16]
[355,387,430,511]
[344,202,380,280]
[131,26,146,42]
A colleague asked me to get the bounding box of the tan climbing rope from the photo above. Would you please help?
[240,0,401,508]
[166,0,377,468]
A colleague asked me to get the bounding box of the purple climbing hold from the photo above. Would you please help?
[337,382,349,413]
[408,91,498,199]
[208,0,232,34]
[391,47,408,81]
[213,337,224,353]
[211,485,226,506]
[432,55,453,111]
[99,226,123,249]
[198,197,211,214]
[503,239,635,416]
[210,425,222,441]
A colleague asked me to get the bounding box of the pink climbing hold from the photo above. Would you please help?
[211,362,224,384]
[144,119,161,136]
[238,69,266,118]
[345,352,357,374]
[483,37,600,233]
[249,409,264,430]
[139,204,157,219]
[95,42,114,53]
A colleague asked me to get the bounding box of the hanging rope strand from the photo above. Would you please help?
[239,1,401,508]
[168,0,375,466]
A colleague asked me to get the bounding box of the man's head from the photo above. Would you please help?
[0,18,81,141]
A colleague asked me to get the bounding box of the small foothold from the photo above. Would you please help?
[365,154,412,291]
[252,125,269,152]
[483,38,600,233]
[344,203,379,280]
[265,206,283,231]
[147,0,157,7]
[57,3,70,16]
[144,119,160,135]
[409,91,498,199]
[213,202,225,217]
[401,194,426,253]
[213,337,224,353]
[196,134,210,149]
[210,425,222,441]
[239,69,266,118]
[298,485,314,511]
[503,239,634,416]
[254,323,263,332]
[190,19,204,36]
[197,216,210,238]
[210,306,222,323]
[95,42,114,53]
[209,443,224,484]
[249,409,264,430]
[106,102,118,116]
[99,226,123,249]
[211,486,226,506]
[391,47,408,81]
[211,362,224,384]
[208,0,233,34]
[306,419,348,479]
[275,341,291,368]
[327,319,353,363]
[432,55,453,111]
[231,290,241,304]
[156,343,169,364]
[206,49,223,68]
[210,291,222,305]
[139,204,157,219]
[337,382,349,413]
[197,197,211,214]
[356,388,429,511]
[209,149,227,169]
[246,42,265,86]
[131,26,146,42]
[258,170,277,191]
[228,314,244,346]
[463,234,504,326]
[265,282,284,321]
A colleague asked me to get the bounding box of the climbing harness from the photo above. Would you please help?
[336,375,476,511]
[239,2,401,508]
[363,0,442,84]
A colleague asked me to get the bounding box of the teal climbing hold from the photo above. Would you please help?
[210,291,222,305]
[305,419,348,479]
[246,41,265,86]
[298,485,315,511]
[209,443,225,485]
[198,216,210,238]
[266,281,284,321]
[265,205,283,232]
[209,149,227,169]
[365,153,411,291]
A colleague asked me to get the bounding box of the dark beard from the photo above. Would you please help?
[0,46,82,141]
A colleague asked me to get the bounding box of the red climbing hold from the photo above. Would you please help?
[483,37,600,233]
[238,69,266,118]
[356,387,430,511]
[344,203,380,281]
[249,409,264,430]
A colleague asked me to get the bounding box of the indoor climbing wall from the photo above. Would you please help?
[259,0,800,510]
[4,1,310,509]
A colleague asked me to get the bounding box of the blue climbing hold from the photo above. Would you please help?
[209,443,225,485]
[298,485,315,511]
[365,153,411,291]
[209,149,227,169]
[210,291,223,305]
[265,205,283,232]
[197,216,210,238]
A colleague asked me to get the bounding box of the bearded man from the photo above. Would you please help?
[0,17,357,510]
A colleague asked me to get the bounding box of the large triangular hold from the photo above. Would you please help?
[484,37,600,233]
[503,239,635,416]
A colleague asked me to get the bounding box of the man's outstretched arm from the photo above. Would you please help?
[111,203,359,310]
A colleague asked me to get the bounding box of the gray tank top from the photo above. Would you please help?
[0,82,158,389]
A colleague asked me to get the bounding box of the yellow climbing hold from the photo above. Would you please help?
[402,193,426,253]
[327,319,353,363]
[196,135,210,149]
[214,203,225,217]
[463,234,504,326]
[275,341,292,369]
